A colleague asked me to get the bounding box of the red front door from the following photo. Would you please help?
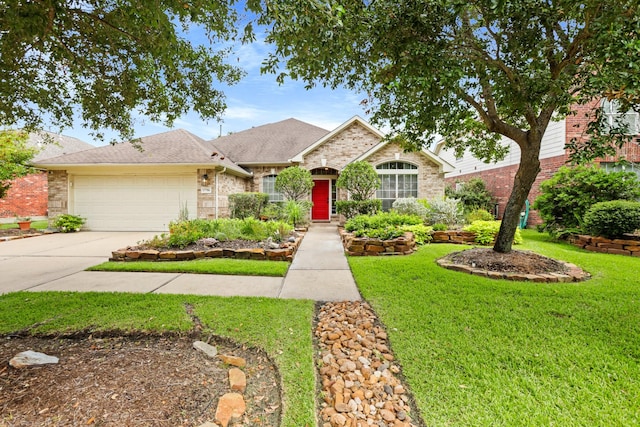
[311,179,330,221]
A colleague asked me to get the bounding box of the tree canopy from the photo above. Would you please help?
[0,1,257,142]
[0,131,38,199]
[260,0,640,252]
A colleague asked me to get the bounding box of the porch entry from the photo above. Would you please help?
[311,179,331,221]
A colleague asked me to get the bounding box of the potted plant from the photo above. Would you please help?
[15,216,32,231]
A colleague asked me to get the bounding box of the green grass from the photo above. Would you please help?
[0,292,315,426]
[88,258,290,277]
[0,220,48,230]
[348,229,640,426]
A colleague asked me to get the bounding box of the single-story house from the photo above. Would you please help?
[0,131,93,219]
[35,116,453,231]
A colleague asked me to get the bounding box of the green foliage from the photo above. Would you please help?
[275,166,313,201]
[336,199,382,220]
[446,178,495,213]
[228,192,270,219]
[0,1,248,142]
[583,200,640,239]
[391,197,427,217]
[166,218,293,249]
[53,214,86,232]
[0,130,38,198]
[533,165,640,234]
[424,198,464,227]
[345,211,427,243]
[463,220,523,245]
[465,208,495,223]
[336,161,380,201]
[432,223,448,231]
[283,200,312,227]
[399,224,433,245]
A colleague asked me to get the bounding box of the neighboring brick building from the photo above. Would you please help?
[435,101,640,226]
[35,116,453,231]
[0,132,93,219]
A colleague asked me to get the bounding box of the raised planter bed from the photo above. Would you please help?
[110,234,304,262]
[570,234,640,257]
[431,230,477,244]
[339,228,416,256]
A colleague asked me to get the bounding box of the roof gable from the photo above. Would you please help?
[354,138,455,173]
[212,118,329,164]
[289,116,384,163]
[28,131,93,161]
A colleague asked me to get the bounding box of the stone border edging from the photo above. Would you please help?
[436,255,590,282]
[338,228,416,256]
[570,234,640,257]
[110,234,304,262]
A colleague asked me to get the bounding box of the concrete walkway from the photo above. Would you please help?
[0,224,361,301]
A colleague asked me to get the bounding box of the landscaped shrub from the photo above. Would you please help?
[336,161,380,201]
[261,202,285,221]
[463,220,523,245]
[424,197,464,227]
[399,224,433,244]
[534,165,640,235]
[432,223,448,231]
[392,197,427,217]
[53,214,86,232]
[284,200,312,227]
[583,200,640,239]
[228,193,269,219]
[336,199,382,220]
[445,178,495,213]
[275,166,313,201]
[465,208,495,223]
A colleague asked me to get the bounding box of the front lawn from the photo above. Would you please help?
[349,229,640,425]
[88,258,290,276]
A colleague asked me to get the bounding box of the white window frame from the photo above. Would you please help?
[262,175,284,202]
[376,161,419,211]
[602,99,640,135]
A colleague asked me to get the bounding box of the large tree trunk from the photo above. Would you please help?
[493,136,542,253]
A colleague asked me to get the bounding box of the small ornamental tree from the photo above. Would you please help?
[446,178,495,213]
[336,161,380,201]
[275,166,313,201]
[0,130,38,199]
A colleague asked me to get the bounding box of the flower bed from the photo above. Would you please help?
[111,234,304,262]
[570,234,640,257]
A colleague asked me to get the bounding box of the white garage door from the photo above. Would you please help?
[73,175,197,231]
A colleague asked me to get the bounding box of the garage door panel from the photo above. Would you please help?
[73,175,196,231]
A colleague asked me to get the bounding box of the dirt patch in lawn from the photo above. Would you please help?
[0,333,281,427]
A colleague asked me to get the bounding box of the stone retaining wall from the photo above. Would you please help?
[339,229,416,256]
[111,236,303,262]
[570,234,640,257]
[431,230,477,244]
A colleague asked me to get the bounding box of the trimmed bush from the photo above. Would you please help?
[336,161,380,201]
[465,208,495,223]
[228,193,269,219]
[445,178,495,212]
[53,214,86,232]
[583,200,640,239]
[275,166,313,201]
[425,197,464,226]
[463,220,523,245]
[336,199,382,220]
[392,197,427,217]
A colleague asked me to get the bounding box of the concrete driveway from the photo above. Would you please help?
[0,232,156,294]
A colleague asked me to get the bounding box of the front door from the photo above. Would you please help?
[311,179,330,221]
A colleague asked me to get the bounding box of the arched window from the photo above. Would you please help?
[376,161,419,211]
[262,175,284,202]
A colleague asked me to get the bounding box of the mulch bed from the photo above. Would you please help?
[444,247,569,275]
[0,333,281,427]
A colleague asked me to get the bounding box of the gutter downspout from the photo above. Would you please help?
[215,167,226,219]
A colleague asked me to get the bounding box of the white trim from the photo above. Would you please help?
[352,141,454,173]
[289,116,385,163]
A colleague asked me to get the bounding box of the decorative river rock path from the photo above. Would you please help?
[315,301,420,427]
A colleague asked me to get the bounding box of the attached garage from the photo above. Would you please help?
[72,174,197,231]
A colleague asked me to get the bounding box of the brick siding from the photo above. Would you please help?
[0,171,48,218]
[47,171,69,219]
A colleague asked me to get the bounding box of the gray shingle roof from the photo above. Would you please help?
[27,131,93,161]
[211,118,329,164]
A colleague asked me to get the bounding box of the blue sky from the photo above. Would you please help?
[60,28,370,146]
